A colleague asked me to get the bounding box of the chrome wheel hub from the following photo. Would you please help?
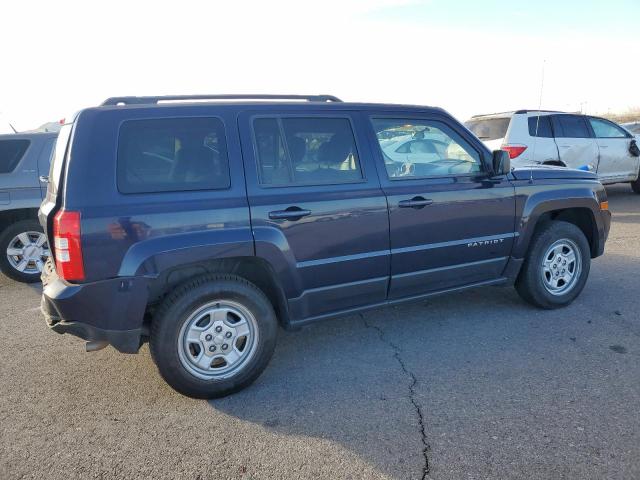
[178,300,258,380]
[6,231,50,275]
[541,239,581,295]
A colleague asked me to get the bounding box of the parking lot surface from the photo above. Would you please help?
[0,185,638,480]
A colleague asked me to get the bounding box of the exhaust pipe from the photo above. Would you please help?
[85,341,109,352]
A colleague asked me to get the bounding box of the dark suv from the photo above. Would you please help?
[40,95,611,398]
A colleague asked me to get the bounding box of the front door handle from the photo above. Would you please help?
[398,197,433,209]
[268,207,312,220]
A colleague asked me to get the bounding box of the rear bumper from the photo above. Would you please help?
[41,265,148,353]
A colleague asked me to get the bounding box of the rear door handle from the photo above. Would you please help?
[398,197,433,209]
[268,207,311,220]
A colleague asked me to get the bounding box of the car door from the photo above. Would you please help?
[238,110,390,322]
[551,114,599,170]
[588,117,639,181]
[367,113,516,300]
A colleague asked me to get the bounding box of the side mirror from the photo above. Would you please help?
[491,150,510,176]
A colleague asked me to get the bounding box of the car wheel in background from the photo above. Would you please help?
[0,220,50,283]
[631,177,640,194]
[150,274,278,399]
[515,221,591,309]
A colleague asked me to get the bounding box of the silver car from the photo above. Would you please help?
[0,132,56,282]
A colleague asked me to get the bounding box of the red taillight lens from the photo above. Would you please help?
[53,210,85,281]
[502,145,528,159]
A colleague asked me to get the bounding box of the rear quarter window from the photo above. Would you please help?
[0,139,30,173]
[117,117,230,194]
[527,116,554,138]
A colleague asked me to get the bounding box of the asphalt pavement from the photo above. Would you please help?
[0,184,638,479]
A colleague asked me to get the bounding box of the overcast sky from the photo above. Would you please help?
[1,0,638,132]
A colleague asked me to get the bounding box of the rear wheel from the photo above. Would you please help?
[150,274,278,398]
[631,176,640,194]
[515,221,591,309]
[0,220,50,283]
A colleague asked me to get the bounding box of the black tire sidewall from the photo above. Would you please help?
[516,221,591,309]
[0,219,46,283]
[150,275,278,399]
[631,177,640,194]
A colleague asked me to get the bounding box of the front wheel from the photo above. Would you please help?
[150,274,278,399]
[515,221,591,309]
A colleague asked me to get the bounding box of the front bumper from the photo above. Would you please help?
[41,263,148,353]
[598,209,612,256]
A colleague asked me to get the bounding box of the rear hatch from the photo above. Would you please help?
[464,116,511,151]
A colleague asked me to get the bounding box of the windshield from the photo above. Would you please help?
[465,117,511,141]
[49,124,73,195]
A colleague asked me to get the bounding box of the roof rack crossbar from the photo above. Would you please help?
[101,94,342,106]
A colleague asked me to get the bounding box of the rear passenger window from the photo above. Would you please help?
[117,118,230,194]
[528,116,553,138]
[554,115,591,138]
[253,117,362,186]
[0,139,30,173]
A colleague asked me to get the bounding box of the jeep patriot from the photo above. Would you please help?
[40,94,611,398]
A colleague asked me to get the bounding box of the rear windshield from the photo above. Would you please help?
[0,139,30,173]
[49,124,73,195]
[465,118,510,141]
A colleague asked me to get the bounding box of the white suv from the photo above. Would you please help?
[465,110,640,192]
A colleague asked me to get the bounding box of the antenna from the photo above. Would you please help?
[8,123,18,134]
[529,60,546,183]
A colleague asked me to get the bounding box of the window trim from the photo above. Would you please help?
[115,115,232,195]
[587,116,632,139]
[369,116,487,182]
[250,113,367,189]
[0,139,31,174]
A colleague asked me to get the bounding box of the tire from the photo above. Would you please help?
[515,221,591,309]
[0,219,49,283]
[631,177,640,194]
[150,274,278,399]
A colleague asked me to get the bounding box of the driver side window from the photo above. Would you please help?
[371,118,482,179]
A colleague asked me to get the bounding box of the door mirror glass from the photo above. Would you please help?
[492,150,510,176]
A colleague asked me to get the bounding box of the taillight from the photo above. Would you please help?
[502,145,528,159]
[53,210,85,281]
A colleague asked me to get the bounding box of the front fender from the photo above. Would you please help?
[512,181,606,259]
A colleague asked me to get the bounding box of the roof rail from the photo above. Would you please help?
[514,109,568,114]
[101,94,343,106]
[470,111,516,118]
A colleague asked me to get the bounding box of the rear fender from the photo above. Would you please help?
[118,228,254,277]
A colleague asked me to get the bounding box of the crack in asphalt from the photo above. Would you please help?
[361,314,431,480]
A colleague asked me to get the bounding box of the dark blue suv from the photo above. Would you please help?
[40,95,611,398]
